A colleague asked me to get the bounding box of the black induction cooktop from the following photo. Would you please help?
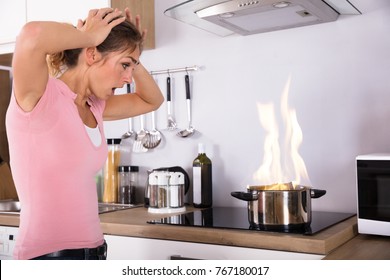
[147,207,355,235]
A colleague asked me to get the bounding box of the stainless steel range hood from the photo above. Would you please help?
[164,0,361,36]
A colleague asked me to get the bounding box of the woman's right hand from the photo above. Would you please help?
[78,8,125,46]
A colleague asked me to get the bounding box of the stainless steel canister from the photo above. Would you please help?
[168,172,185,208]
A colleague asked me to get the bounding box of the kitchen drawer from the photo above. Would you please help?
[104,234,324,260]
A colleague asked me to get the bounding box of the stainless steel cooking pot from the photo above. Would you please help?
[231,184,326,231]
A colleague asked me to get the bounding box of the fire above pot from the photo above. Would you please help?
[237,76,327,232]
[231,182,326,231]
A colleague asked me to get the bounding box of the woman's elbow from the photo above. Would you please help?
[149,91,164,111]
[155,94,165,109]
[16,22,45,50]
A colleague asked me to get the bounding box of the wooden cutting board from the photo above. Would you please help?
[0,162,18,200]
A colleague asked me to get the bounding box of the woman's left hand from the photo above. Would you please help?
[124,7,147,43]
[78,8,147,42]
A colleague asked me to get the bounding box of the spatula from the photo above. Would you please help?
[166,76,177,130]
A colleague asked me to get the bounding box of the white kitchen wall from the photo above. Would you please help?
[104,0,390,213]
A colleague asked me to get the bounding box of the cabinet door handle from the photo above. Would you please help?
[170,255,201,260]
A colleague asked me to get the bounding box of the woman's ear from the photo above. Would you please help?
[85,47,101,65]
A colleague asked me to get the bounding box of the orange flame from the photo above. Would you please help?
[253,76,310,187]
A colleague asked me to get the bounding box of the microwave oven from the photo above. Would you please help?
[356,154,390,236]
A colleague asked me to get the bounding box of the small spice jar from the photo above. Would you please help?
[118,165,139,204]
[148,172,159,208]
[157,172,169,208]
[168,172,185,208]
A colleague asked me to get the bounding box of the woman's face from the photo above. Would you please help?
[90,47,141,100]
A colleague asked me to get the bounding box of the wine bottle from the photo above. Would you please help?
[193,143,212,208]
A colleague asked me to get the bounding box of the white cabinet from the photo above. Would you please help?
[27,0,110,24]
[104,235,324,260]
[0,0,110,55]
[0,1,27,54]
[0,226,18,260]
[0,227,324,260]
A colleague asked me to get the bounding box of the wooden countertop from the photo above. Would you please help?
[324,234,390,260]
[2,206,388,258]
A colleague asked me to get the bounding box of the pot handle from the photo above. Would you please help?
[311,189,326,199]
[231,191,258,201]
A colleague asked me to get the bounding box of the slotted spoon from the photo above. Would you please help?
[133,114,148,153]
[143,111,162,149]
[177,74,195,138]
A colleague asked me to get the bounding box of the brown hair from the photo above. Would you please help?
[47,20,143,77]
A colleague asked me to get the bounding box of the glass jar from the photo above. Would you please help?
[102,138,121,203]
[118,165,139,204]
[95,169,104,202]
[157,172,169,208]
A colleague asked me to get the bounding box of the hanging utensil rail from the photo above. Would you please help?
[150,65,198,76]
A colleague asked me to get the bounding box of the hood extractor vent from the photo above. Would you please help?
[164,0,361,36]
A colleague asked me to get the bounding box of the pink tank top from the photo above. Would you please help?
[6,78,108,259]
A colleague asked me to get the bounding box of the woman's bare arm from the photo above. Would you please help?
[12,8,124,112]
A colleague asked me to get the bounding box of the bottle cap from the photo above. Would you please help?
[198,143,205,154]
[169,172,185,185]
[118,166,139,172]
[130,166,139,172]
[148,172,158,185]
[107,138,121,145]
[168,172,178,185]
[157,172,169,185]
[177,172,185,184]
[118,166,129,172]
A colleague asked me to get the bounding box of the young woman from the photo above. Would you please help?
[6,7,163,260]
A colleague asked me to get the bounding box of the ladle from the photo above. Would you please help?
[122,83,135,139]
[177,74,195,138]
[122,118,135,139]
